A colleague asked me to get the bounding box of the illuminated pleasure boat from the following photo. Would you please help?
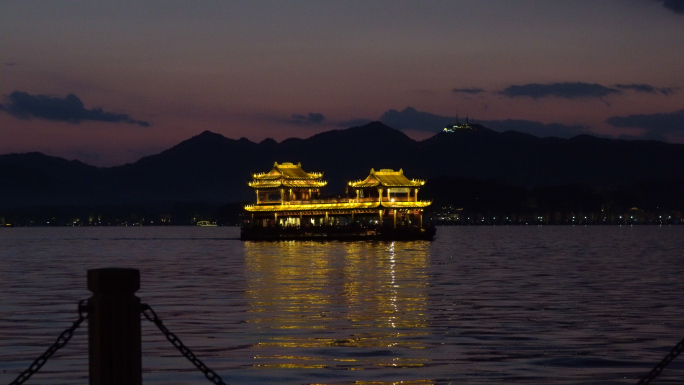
[240,162,435,241]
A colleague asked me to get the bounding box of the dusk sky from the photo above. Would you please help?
[2,0,684,166]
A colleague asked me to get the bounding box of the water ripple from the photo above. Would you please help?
[1,226,684,384]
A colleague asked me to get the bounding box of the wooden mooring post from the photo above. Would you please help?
[87,268,142,385]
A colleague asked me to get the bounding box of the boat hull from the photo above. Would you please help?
[240,226,436,241]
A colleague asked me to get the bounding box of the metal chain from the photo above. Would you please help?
[140,303,228,385]
[636,337,684,385]
[9,299,88,385]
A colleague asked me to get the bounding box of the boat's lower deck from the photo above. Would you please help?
[240,225,436,241]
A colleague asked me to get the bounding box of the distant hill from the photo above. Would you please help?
[2,122,684,213]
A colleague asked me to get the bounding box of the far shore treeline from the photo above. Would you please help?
[1,122,684,226]
[1,179,681,226]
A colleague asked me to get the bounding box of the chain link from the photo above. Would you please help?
[141,303,228,385]
[635,337,684,385]
[9,299,88,385]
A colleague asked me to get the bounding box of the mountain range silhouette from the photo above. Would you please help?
[1,122,683,221]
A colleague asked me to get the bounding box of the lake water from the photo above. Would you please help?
[1,226,684,384]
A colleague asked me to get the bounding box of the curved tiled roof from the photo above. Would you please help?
[348,168,425,188]
[250,162,327,188]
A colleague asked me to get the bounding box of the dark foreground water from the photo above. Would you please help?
[1,226,684,384]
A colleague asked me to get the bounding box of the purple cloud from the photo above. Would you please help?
[615,83,677,95]
[656,0,684,14]
[287,112,326,125]
[606,109,684,141]
[452,87,486,95]
[0,91,149,126]
[500,82,620,99]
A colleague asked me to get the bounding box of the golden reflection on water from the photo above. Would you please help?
[244,240,433,379]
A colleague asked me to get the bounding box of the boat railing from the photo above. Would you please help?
[284,198,356,205]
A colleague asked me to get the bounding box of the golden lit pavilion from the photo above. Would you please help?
[248,162,327,204]
[348,168,425,203]
[244,163,432,236]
